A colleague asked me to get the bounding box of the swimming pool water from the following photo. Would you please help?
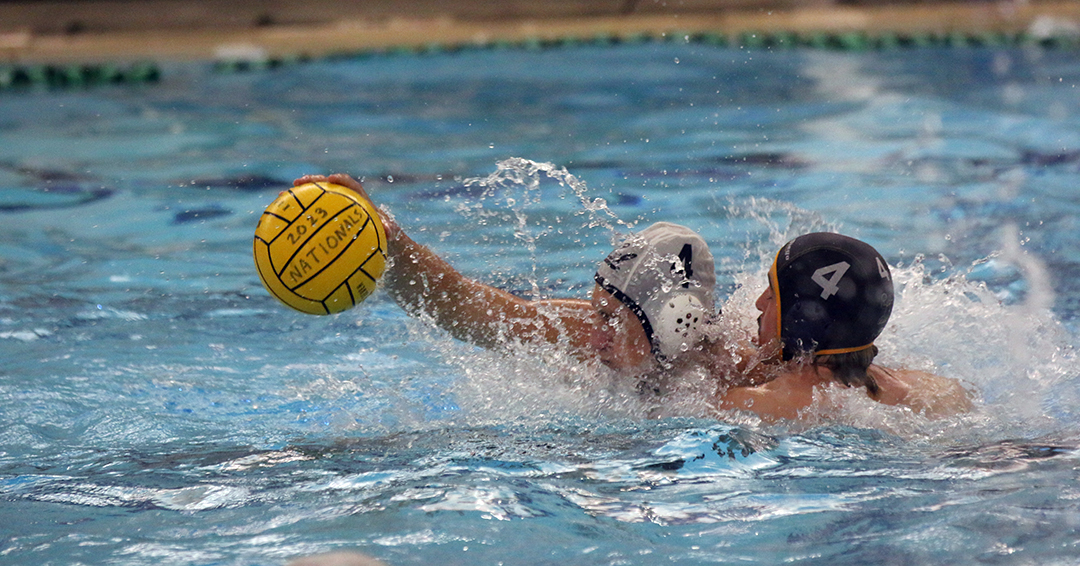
[2,42,1080,565]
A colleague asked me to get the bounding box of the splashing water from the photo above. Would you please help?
[709,213,1078,441]
[462,157,634,234]
[404,157,1080,445]
[5,44,1080,566]
[455,158,640,297]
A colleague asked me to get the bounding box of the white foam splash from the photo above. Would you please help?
[375,160,1079,442]
[715,213,1078,441]
[462,157,634,235]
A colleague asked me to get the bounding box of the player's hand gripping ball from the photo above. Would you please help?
[253,182,387,315]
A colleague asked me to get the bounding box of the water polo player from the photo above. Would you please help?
[292,174,970,420]
[717,233,972,420]
[767,232,895,390]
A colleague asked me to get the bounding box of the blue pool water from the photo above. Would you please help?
[2,41,1080,565]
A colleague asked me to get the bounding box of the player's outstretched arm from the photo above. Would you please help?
[293,174,597,357]
[869,366,973,417]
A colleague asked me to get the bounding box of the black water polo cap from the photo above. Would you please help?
[769,233,893,360]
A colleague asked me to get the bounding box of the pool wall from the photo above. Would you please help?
[1,0,1079,66]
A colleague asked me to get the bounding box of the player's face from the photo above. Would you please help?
[755,284,781,356]
[589,285,653,370]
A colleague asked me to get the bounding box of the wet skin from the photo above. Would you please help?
[588,285,652,370]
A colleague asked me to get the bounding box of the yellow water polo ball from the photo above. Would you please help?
[253,182,387,315]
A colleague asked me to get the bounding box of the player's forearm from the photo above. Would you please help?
[381,228,528,349]
[381,228,465,320]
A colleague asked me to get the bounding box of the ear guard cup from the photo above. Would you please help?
[651,293,707,359]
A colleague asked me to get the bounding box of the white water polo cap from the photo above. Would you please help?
[770,232,894,361]
[594,222,717,361]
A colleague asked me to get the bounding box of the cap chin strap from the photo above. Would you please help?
[815,343,875,357]
[595,274,707,363]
